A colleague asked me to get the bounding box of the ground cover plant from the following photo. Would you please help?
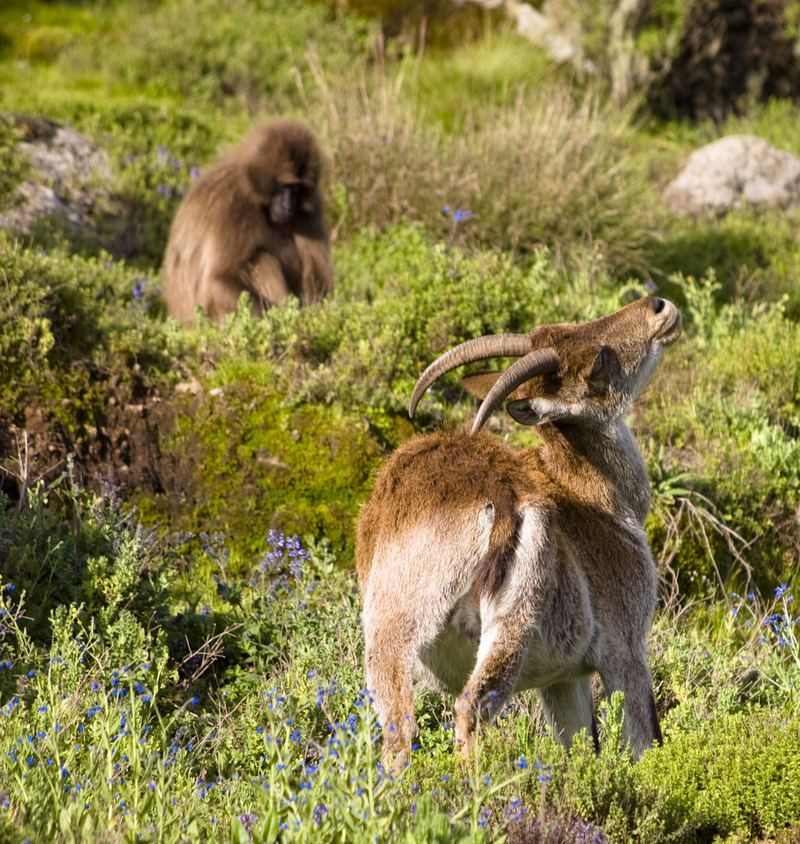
[1,1,800,841]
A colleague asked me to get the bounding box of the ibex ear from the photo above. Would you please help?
[462,371,526,401]
[506,397,570,426]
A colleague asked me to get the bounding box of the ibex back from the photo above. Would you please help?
[356,297,681,768]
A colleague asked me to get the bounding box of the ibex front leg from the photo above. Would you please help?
[539,677,598,750]
[600,648,662,758]
[454,504,555,756]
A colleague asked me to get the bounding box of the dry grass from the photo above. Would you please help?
[304,49,649,272]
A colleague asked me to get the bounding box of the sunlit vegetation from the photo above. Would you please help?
[1,1,800,841]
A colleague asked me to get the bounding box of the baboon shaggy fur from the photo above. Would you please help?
[163,121,332,323]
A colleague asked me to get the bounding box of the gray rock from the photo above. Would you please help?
[0,114,112,234]
[663,135,800,216]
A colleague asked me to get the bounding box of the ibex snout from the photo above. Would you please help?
[646,296,683,344]
[526,297,682,362]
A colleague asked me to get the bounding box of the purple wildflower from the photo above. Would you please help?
[238,812,257,833]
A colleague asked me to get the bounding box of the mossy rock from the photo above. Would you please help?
[148,378,384,565]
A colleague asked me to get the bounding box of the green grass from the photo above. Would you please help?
[1,475,800,842]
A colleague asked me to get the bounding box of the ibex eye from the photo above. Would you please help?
[590,350,606,377]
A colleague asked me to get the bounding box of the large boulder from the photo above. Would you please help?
[662,134,800,216]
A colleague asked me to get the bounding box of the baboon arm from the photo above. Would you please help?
[248,252,293,310]
[197,271,252,324]
[296,235,333,304]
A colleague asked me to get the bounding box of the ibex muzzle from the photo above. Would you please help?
[356,298,681,768]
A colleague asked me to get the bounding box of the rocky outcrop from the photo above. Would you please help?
[662,134,800,216]
[0,114,112,235]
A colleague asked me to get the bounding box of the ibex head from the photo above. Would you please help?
[409,297,682,433]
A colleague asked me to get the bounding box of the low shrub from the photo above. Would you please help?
[0,460,175,653]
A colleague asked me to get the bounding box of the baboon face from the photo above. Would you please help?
[267,180,301,227]
[509,297,682,426]
[248,127,321,227]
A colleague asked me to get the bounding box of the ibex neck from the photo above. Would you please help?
[538,419,651,523]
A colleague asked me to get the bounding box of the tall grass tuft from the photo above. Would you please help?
[308,51,647,272]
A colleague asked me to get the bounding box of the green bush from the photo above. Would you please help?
[288,225,627,420]
[555,695,800,842]
[0,241,128,400]
[0,461,175,652]
[84,0,371,108]
[0,238,185,407]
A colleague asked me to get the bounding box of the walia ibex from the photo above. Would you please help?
[356,297,682,768]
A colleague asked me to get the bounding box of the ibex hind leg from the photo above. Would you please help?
[539,676,598,751]
[363,587,465,770]
[454,504,556,756]
[600,652,662,758]
[364,626,419,773]
[364,523,495,769]
[453,632,528,757]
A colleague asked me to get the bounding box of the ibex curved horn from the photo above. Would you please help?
[408,334,532,419]
[470,348,560,434]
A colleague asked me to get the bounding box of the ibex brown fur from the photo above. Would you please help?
[356,297,682,768]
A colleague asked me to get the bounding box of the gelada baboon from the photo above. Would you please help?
[163,121,332,323]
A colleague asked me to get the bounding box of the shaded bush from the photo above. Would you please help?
[664,0,800,121]
[644,207,800,319]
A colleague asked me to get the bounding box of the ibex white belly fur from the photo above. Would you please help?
[356,297,682,767]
